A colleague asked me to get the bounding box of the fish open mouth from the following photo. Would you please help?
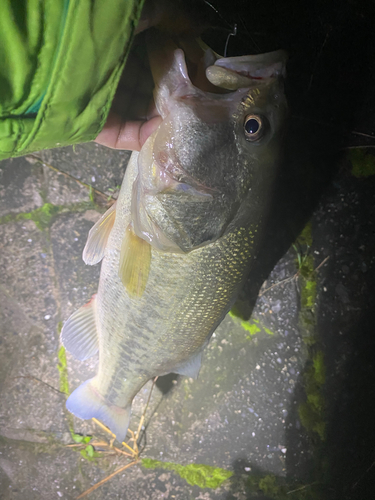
[153,151,216,199]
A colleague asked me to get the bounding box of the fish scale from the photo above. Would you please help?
[61,36,287,441]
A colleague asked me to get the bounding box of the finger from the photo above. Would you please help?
[135,0,164,34]
[139,115,162,147]
[94,112,162,152]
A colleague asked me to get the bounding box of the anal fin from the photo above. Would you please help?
[173,351,203,379]
[61,295,99,361]
[119,224,151,298]
[83,202,116,265]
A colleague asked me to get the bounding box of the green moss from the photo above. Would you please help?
[298,351,326,440]
[263,325,274,336]
[312,351,326,385]
[350,148,375,178]
[259,474,282,496]
[293,223,327,445]
[141,458,233,489]
[293,223,317,342]
[79,444,102,461]
[294,224,318,344]
[244,473,319,499]
[0,201,96,231]
[57,346,69,396]
[300,264,317,311]
[298,402,325,440]
[228,313,274,338]
[241,321,261,336]
[0,203,60,230]
[297,221,313,248]
[88,185,95,203]
[57,344,82,440]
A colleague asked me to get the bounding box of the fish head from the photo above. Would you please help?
[132,43,287,253]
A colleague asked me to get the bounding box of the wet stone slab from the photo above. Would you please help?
[0,157,44,217]
[38,143,132,202]
[0,141,374,500]
[0,219,66,457]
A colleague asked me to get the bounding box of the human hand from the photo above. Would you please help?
[94,34,162,151]
[95,0,205,152]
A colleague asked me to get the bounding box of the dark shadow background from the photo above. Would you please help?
[199,0,375,311]
[182,0,375,498]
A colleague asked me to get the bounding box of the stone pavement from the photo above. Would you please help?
[1,140,374,500]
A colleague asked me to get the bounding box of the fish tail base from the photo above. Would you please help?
[66,378,131,443]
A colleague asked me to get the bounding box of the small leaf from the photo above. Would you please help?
[72,434,84,443]
[86,445,94,457]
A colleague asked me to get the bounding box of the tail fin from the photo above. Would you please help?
[66,378,131,443]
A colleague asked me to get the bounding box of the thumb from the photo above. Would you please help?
[94,112,162,152]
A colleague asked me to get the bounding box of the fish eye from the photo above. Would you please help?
[244,115,266,141]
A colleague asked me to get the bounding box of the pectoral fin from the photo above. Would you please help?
[83,202,116,265]
[119,224,151,298]
[61,295,99,361]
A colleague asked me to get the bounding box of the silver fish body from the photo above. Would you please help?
[61,40,287,442]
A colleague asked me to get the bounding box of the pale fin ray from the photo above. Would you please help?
[83,202,116,265]
[61,295,99,361]
[173,351,203,379]
[119,224,151,298]
[66,378,131,443]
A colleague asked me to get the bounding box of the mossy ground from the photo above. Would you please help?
[228,311,274,337]
[350,149,375,178]
[0,201,96,230]
[142,458,233,489]
[294,223,326,443]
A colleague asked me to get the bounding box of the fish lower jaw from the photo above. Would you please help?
[150,158,215,198]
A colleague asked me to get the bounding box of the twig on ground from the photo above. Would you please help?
[135,376,158,441]
[75,460,140,499]
[259,275,296,297]
[11,375,64,395]
[351,461,375,490]
[259,256,329,297]
[91,418,136,456]
[314,255,329,272]
[351,130,375,139]
[287,482,317,494]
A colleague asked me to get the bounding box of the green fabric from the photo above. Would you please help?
[0,0,144,160]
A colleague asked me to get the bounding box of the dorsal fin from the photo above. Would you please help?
[119,224,151,298]
[83,202,116,265]
[61,295,99,360]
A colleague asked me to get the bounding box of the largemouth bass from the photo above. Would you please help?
[61,37,287,442]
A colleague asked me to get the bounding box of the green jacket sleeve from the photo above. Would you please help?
[0,0,144,160]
